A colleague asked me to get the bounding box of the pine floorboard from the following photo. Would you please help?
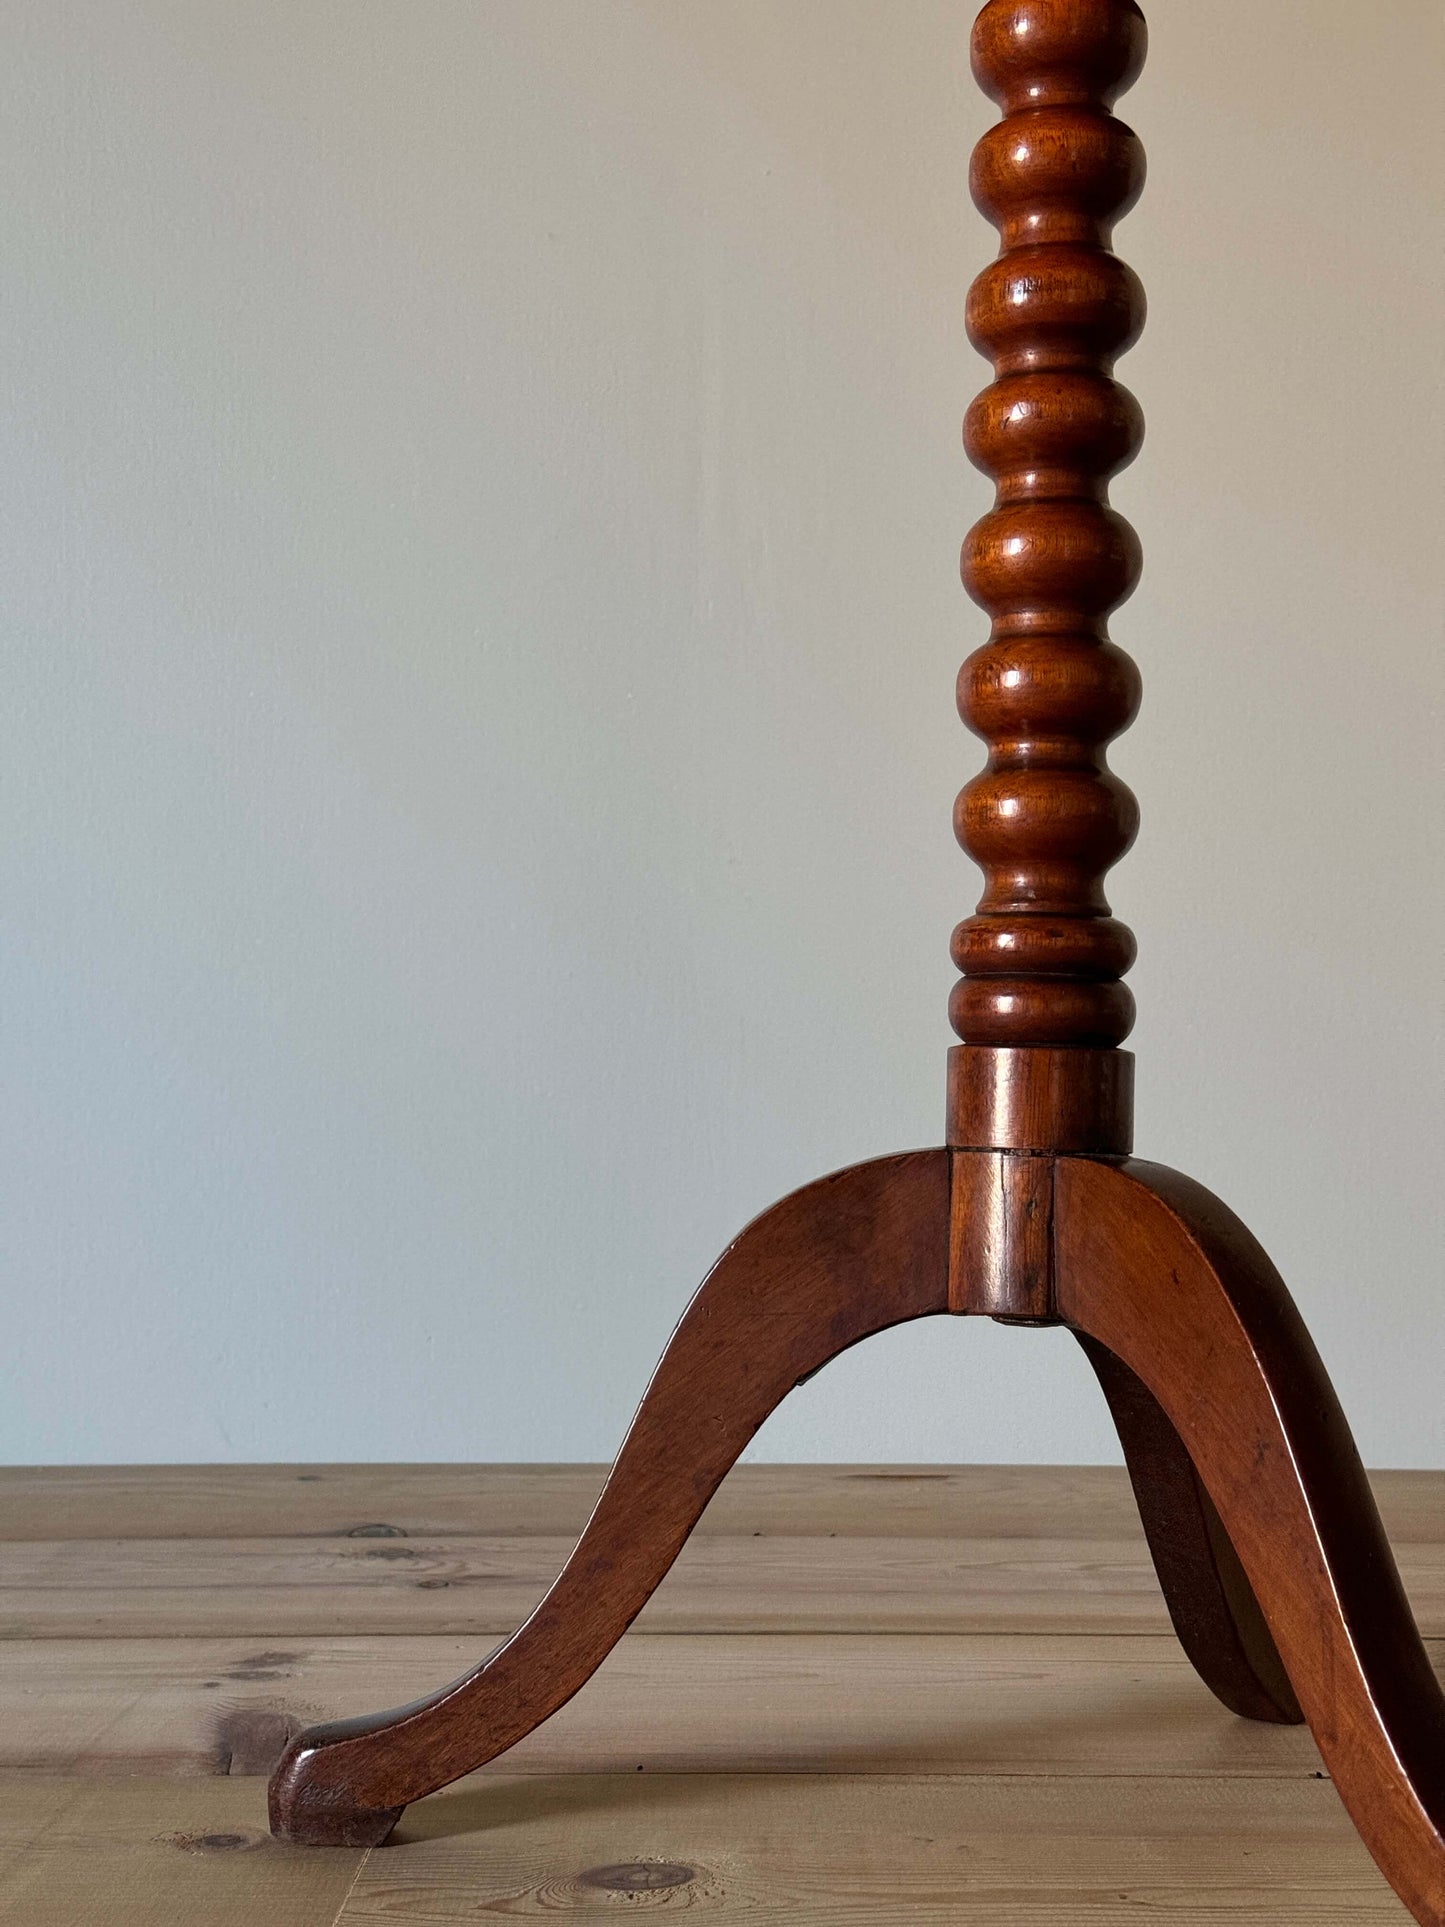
[1,1463,1436,1922]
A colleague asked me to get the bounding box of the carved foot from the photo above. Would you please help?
[1058,1157,1445,1927]
[269,1149,950,1845]
[268,1770,403,1849]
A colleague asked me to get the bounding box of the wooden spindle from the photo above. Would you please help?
[948,0,1146,1154]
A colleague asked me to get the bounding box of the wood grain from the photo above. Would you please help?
[1079,1332,1303,1723]
[3,1462,1439,1921]
[342,1775,1408,1922]
[269,1151,953,1846]
[0,1778,362,1927]
[3,1773,1405,1925]
[950,0,1146,1070]
[9,1630,1445,1785]
[7,1528,1442,1641]
[2,1460,1436,1545]
[948,1151,1055,1316]
[0,1775,1411,1925]
[947,1043,1135,1155]
[3,0,1439,1918]
[1059,1157,1445,1927]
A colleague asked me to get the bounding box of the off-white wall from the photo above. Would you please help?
[3,1,1441,1466]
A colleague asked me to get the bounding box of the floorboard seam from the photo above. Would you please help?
[326,1845,370,1926]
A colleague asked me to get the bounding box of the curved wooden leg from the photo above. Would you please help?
[1076,1333,1302,1724]
[268,1148,950,1847]
[1057,1157,1445,1927]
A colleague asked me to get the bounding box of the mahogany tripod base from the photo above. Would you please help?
[268,1150,1445,1927]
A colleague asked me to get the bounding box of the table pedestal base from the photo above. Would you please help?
[268,1148,1445,1926]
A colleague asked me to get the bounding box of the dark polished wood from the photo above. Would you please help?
[1059,1159,1445,1927]
[269,1151,951,1846]
[1076,1332,1302,1725]
[951,0,1145,1101]
[268,5,1444,1920]
[947,1042,1132,1154]
[948,1150,1054,1318]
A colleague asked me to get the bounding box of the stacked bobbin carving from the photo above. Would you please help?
[952,0,1146,1054]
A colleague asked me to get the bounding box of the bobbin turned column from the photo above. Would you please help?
[947,14,1445,1921]
[949,0,1145,1157]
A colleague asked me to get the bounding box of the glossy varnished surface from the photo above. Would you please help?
[952,0,1146,1075]
[260,1145,1445,1916]
[1059,1159,1445,1927]
[946,1040,1133,1152]
[269,1152,951,1845]
[1077,1331,1302,1725]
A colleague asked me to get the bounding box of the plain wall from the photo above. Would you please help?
[3,0,1441,1466]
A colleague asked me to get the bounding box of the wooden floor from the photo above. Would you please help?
[2,1464,1441,1922]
